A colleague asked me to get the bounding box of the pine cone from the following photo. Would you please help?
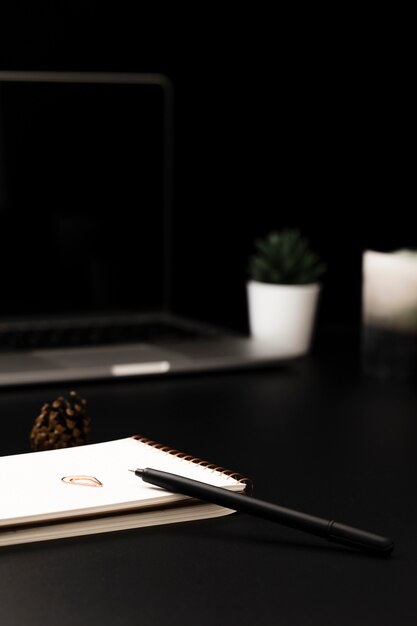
[30,390,91,451]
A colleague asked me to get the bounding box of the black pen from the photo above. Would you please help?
[129,467,394,556]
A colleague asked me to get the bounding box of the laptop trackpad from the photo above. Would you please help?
[42,344,190,368]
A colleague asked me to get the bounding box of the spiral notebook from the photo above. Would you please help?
[0,436,250,547]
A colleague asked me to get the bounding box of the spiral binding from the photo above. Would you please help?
[132,434,253,495]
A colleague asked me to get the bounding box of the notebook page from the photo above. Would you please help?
[0,437,244,527]
[0,504,236,547]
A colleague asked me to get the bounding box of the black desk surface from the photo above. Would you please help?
[1,332,416,626]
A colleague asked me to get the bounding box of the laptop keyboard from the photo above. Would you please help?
[0,320,213,351]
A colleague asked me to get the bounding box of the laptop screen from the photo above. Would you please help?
[0,75,169,319]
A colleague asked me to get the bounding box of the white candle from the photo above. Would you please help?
[363,250,417,334]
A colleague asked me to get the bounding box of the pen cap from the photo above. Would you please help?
[328,521,394,555]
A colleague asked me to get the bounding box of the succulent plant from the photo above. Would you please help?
[248,229,326,285]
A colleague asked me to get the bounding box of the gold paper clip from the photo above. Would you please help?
[61,475,103,487]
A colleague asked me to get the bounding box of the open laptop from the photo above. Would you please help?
[0,71,294,386]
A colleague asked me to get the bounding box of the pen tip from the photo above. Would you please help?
[128,468,144,476]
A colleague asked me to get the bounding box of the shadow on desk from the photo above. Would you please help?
[1,513,397,563]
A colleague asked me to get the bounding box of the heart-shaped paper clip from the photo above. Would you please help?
[61,475,103,487]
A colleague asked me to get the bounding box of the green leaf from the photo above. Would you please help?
[248,229,326,284]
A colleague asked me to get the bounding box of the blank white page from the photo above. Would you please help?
[0,437,244,527]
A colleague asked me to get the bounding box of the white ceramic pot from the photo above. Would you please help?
[247,280,321,355]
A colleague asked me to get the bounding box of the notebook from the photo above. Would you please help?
[0,436,250,547]
[0,71,296,387]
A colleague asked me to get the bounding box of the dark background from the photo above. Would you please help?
[1,12,416,625]
[0,5,413,334]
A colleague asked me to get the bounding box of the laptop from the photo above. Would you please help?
[0,71,293,386]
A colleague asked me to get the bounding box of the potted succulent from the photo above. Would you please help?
[247,229,326,355]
